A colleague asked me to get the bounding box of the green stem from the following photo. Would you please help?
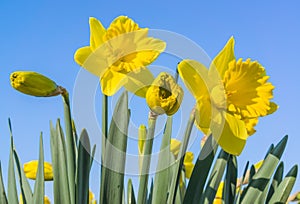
[168,109,195,204]
[100,94,108,204]
[137,111,158,204]
[61,88,76,204]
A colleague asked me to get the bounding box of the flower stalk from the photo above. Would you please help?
[137,111,158,204]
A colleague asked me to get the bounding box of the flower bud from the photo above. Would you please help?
[23,160,53,181]
[10,71,61,97]
[146,72,183,116]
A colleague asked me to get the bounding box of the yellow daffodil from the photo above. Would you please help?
[19,194,51,204]
[23,160,53,181]
[170,139,194,179]
[146,72,183,116]
[89,190,97,204]
[183,152,194,179]
[178,37,277,155]
[10,71,61,97]
[74,16,166,97]
[170,138,181,157]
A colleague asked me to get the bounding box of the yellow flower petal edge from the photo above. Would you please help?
[146,72,183,116]
[74,16,166,97]
[23,160,53,181]
[178,37,277,155]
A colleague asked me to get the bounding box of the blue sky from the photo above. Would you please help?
[1,0,300,200]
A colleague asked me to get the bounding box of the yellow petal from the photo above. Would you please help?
[78,45,108,77]
[195,97,212,135]
[210,36,235,79]
[23,160,53,181]
[105,16,141,40]
[170,139,181,157]
[267,102,278,115]
[100,70,127,96]
[178,59,209,99]
[74,46,92,67]
[124,68,155,97]
[211,112,247,155]
[89,17,106,50]
[215,181,224,199]
[184,152,194,179]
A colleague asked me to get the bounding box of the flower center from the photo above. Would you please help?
[159,87,172,99]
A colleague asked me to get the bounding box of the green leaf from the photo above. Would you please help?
[169,111,196,204]
[183,135,218,204]
[50,120,71,204]
[152,116,173,204]
[268,165,298,203]
[90,144,96,172]
[62,92,76,204]
[104,91,130,204]
[0,162,8,204]
[50,121,60,204]
[7,134,18,204]
[127,179,136,204]
[138,117,157,204]
[202,150,229,204]
[13,149,33,203]
[234,161,249,203]
[240,135,288,203]
[146,179,153,204]
[33,134,45,204]
[76,129,91,204]
[266,161,284,203]
[223,155,237,204]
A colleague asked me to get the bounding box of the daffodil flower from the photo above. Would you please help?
[89,190,97,204]
[74,16,166,97]
[170,139,194,179]
[10,71,61,97]
[146,72,183,116]
[23,160,53,181]
[178,37,277,155]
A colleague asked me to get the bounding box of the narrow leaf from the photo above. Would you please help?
[202,150,229,204]
[76,129,91,204]
[152,116,173,204]
[104,91,129,204]
[33,134,45,204]
[268,165,298,203]
[183,135,218,204]
[241,135,288,203]
[266,162,284,202]
[0,163,8,204]
[127,179,136,204]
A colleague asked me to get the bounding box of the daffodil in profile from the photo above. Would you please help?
[23,160,53,181]
[10,71,61,97]
[146,72,183,116]
[74,16,166,97]
[178,37,277,155]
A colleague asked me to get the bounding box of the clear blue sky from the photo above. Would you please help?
[1,0,300,200]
